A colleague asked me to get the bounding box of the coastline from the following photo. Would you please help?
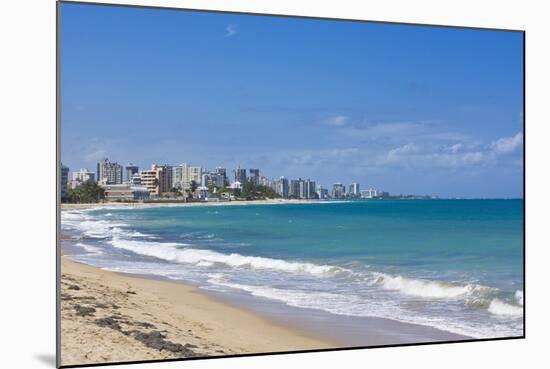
[60,199,479,358]
[60,257,334,366]
[61,198,325,210]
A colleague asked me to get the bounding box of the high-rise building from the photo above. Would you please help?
[201,171,225,188]
[153,164,173,194]
[332,183,346,199]
[289,179,302,199]
[172,164,203,190]
[349,183,360,198]
[274,176,289,198]
[305,179,317,199]
[61,163,69,196]
[259,175,271,187]
[234,166,247,184]
[97,158,122,185]
[215,167,227,186]
[249,168,260,185]
[140,169,157,196]
[125,163,139,183]
[139,164,173,197]
[130,173,142,186]
[317,185,329,199]
[71,168,95,188]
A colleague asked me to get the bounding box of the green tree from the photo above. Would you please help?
[63,182,105,203]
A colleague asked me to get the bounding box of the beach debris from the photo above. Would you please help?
[74,305,96,317]
[94,316,122,331]
[132,331,198,357]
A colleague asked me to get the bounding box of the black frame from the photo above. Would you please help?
[56,1,526,367]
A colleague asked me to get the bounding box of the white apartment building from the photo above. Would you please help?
[172,163,203,190]
[71,168,95,188]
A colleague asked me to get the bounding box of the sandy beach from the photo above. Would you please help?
[60,257,333,366]
[61,198,323,210]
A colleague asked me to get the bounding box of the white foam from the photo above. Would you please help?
[515,290,524,306]
[62,209,152,239]
[373,273,494,299]
[75,242,103,255]
[109,237,347,276]
[488,299,523,317]
[205,276,519,339]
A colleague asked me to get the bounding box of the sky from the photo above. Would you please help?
[60,3,524,198]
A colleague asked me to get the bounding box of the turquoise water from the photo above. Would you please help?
[62,199,524,339]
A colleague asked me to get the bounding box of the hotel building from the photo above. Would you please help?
[249,168,260,185]
[234,166,247,184]
[349,183,360,198]
[125,163,139,183]
[71,168,95,188]
[173,164,203,190]
[97,158,122,185]
[140,169,158,196]
[332,183,346,199]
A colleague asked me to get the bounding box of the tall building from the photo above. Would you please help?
[71,168,95,188]
[172,164,203,190]
[61,164,69,196]
[201,171,225,188]
[140,169,158,196]
[125,163,139,183]
[130,173,142,186]
[153,164,173,194]
[172,165,185,189]
[259,175,270,187]
[97,158,122,185]
[332,183,346,199]
[215,167,227,186]
[317,185,329,199]
[305,179,317,199]
[289,179,301,199]
[249,168,260,185]
[139,165,172,197]
[274,176,289,198]
[349,183,360,198]
[234,166,247,184]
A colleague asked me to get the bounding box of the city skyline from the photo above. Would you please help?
[60,4,524,198]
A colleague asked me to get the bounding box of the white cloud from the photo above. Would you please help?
[449,143,463,153]
[224,24,238,37]
[84,149,107,162]
[380,143,488,169]
[325,115,349,126]
[490,132,523,154]
[337,121,470,143]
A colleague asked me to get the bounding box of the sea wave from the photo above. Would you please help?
[109,236,348,276]
[205,275,519,339]
[488,299,523,317]
[62,210,151,239]
[62,207,523,338]
[75,242,104,255]
[372,272,496,299]
[515,290,524,306]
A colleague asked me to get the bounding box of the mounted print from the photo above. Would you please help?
[58,1,525,367]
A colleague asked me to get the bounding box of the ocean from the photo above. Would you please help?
[61,199,524,341]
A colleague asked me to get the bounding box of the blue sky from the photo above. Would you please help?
[60,3,524,198]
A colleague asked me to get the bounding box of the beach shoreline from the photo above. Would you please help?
[61,198,325,210]
[60,257,335,366]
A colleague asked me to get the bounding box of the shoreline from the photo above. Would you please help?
[60,257,335,366]
[61,198,326,210]
[60,251,469,363]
